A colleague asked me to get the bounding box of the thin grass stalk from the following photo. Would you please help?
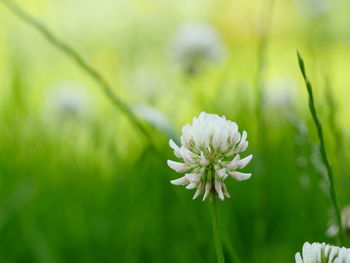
[211,195,225,263]
[255,0,274,132]
[0,0,153,143]
[297,51,344,245]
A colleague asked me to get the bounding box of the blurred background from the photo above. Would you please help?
[1,0,350,262]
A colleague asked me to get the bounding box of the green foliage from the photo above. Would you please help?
[0,0,349,262]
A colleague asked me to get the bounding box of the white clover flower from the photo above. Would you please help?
[295,242,350,263]
[170,22,226,74]
[167,112,252,201]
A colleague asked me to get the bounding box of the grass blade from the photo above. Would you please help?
[297,51,344,244]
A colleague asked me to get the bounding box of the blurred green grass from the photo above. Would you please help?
[1,0,350,262]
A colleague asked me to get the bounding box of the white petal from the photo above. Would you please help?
[185,173,202,183]
[216,168,227,180]
[167,160,190,173]
[241,130,247,142]
[220,134,230,153]
[202,183,211,201]
[237,154,253,169]
[215,182,224,200]
[225,150,235,158]
[200,151,209,166]
[232,130,241,145]
[212,127,224,150]
[186,183,197,189]
[192,184,204,199]
[180,147,196,163]
[234,130,248,153]
[226,155,240,170]
[229,171,252,181]
[240,141,249,152]
[221,183,231,198]
[170,175,189,185]
[169,139,182,158]
[295,253,303,263]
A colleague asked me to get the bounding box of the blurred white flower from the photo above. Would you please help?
[295,242,350,263]
[45,81,93,120]
[294,0,330,18]
[326,205,350,239]
[263,77,298,110]
[170,22,226,74]
[326,224,339,238]
[167,112,252,201]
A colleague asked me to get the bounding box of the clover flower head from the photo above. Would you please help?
[167,112,252,201]
[170,22,225,74]
[295,242,350,263]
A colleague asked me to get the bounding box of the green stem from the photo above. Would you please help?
[297,51,344,245]
[211,195,225,263]
[0,0,153,143]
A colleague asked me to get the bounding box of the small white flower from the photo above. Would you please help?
[326,224,339,238]
[170,22,226,74]
[167,112,252,201]
[295,242,350,263]
[326,205,350,240]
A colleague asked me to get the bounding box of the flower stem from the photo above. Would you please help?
[211,195,225,263]
[297,51,345,245]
